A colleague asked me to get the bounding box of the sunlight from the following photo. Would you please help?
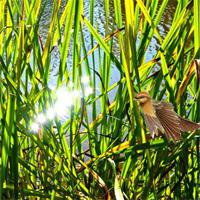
[31,122,40,132]
[54,101,70,117]
[85,86,93,96]
[81,75,90,84]
[56,88,73,107]
[36,113,46,124]
[30,78,93,132]
[46,107,56,120]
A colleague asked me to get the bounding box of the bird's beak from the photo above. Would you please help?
[133,97,137,102]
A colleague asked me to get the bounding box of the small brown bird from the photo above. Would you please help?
[135,92,200,142]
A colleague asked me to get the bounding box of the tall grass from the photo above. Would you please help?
[0,0,199,199]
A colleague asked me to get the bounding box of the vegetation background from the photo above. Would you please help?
[0,0,199,199]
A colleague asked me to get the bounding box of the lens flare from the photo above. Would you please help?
[54,101,70,117]
[31,122,40,132]
[46,107,56,120]
[81,75,90,84]
[85,86,93,96]
[36,113,46,124]
[30,82,94,131]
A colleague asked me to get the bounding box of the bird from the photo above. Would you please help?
[134,91,200,142]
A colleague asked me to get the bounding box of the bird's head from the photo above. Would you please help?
[134,92,151,104]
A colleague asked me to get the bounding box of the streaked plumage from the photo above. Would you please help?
[135,92,200,142]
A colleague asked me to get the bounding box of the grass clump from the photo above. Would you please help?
[0,0,199,199]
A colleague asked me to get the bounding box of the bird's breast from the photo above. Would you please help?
[140,101,156,117]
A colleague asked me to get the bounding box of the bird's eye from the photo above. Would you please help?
[135,96,144,99]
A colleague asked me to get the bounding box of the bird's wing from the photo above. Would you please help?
[144,114,164,138]
[178,116,200,132]
[153,101,182,141]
